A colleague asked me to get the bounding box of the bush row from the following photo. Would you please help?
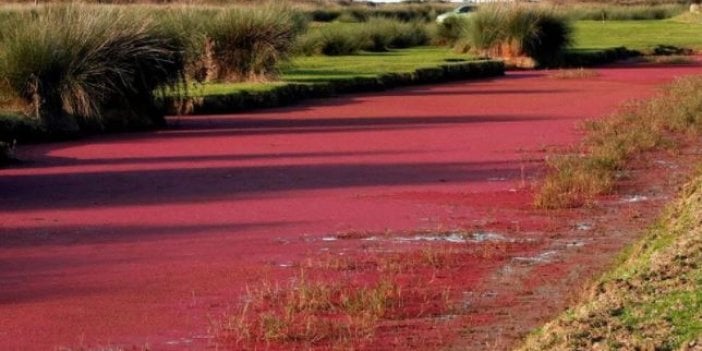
[305,3,455,23]
[556,3,686,20]
[295,19,430,56]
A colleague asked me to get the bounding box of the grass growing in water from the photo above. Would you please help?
[214,270,452,347]
[535,76,702,209]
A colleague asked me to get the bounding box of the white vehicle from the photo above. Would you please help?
[436,5,478,24]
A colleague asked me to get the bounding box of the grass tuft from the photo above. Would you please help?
[205,6,305,82]
[214,271,451,347]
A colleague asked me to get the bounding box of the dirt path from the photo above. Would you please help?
[1,62,701,350]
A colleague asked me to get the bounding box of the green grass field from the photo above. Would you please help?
[191,47,473,97]
[574,18,702,51]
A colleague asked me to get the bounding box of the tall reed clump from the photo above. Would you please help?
[535,76,702,209]
[158,6,305,83]
[154,7,218,83]
[448,5,572,67]
[0,5,186,134]
[434,16,471,47]
[207,7,306,82]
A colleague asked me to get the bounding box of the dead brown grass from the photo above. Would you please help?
[535,75,702,209]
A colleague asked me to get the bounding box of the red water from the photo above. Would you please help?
[1,61,700,350]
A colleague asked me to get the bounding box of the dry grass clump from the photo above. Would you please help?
[214,271,452,348]
[549,68,599,79]
[211,233,535,348]
[304,247,463,274]
[535,76,702,209]
[305,242,519,274]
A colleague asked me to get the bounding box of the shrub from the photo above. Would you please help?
[308,8,341,22]
[155,6,306,83]
[295,19,430,56]
[204,6,306,82]
[513,9,572,66]
[434,16,471,46]
[387,20,430,48]
[155,7,216,82]
[319,25,367,56]
[294,24,366,56]
[0,5,185,134]
[359,18,394,52]
[455,5,572,67]
[334,3,453,23]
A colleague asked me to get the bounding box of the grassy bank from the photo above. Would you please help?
[192,47,476,97]
[520,171,702,350]
[167,48,505,115]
